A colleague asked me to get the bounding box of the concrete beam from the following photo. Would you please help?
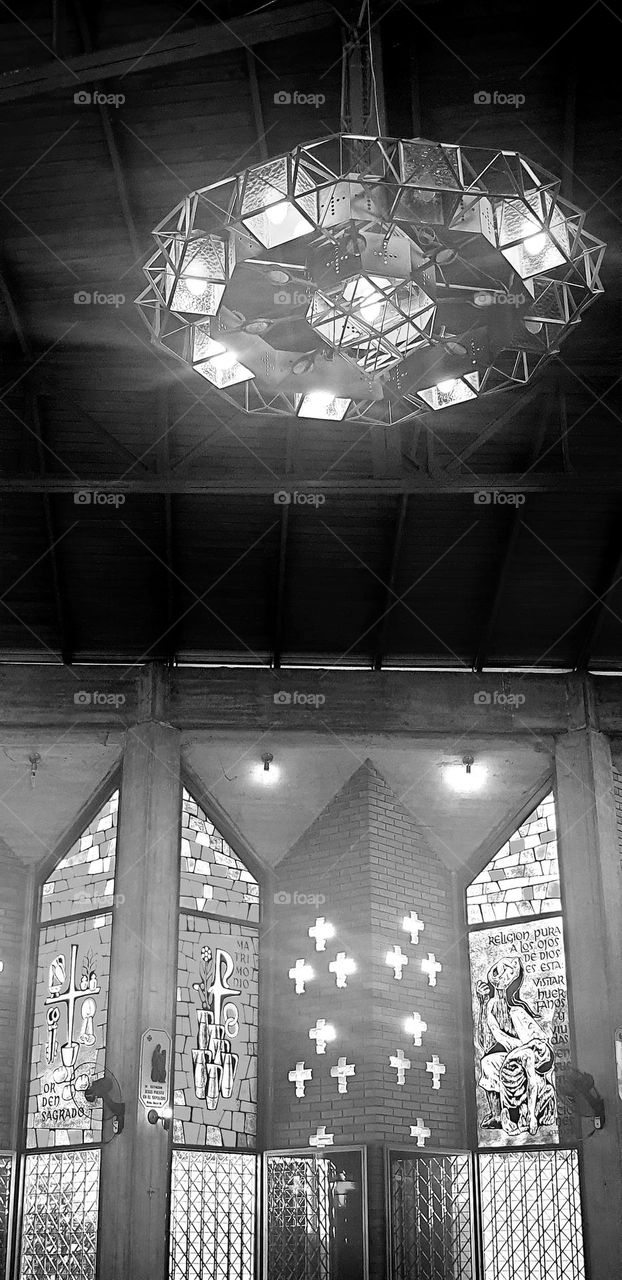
[0,663,593,733]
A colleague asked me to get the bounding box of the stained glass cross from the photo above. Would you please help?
[328,952,356,988]
[389,1049,411,1084]
[386,945,408,979]
[403,910,425,944]
[426,1055,446,1089]
[410,1117,431,1147]
[308,917,335,951]
[309,1019,335,1054]
[288,1061,312,1097]
[422,952,441,986]
[405,1011,427,1046]
[310,1125,334,1148]
[330,1056,355,1093]
[288,959,314,994]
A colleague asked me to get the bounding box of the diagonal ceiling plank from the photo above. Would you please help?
[472,389,555,671]
[0,2,338,102]
[36,389,154,475]
[156,388,177,664]
[574,521,622,670]
[72,0,142,262]
[371,493,409,669]
[0,268,73,661]
[444,385,541,474]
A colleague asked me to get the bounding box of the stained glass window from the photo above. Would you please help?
[466,792,572,1149]
[41,792,118,923]
[27,791,119,1149]
[20,791,119,1280]
[180,789,259,923]
[174,789,260,1149]
[466,793,559,925]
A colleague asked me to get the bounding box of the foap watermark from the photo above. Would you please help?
[74,290,125,308]
[74,90,125,108]
[74,690,126,708]
[274,490,325,507]
[473,690,526,708]
[474,291,526,307]
[273,690,326,708]
[71,890,126,909]
[74,490,125,507]
[274,289,309,307]
[473,90,525,109]
[474,491,525,507]
[273,890,326,906]
[273,90,325,109]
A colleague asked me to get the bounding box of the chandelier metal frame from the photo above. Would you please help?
[136,133,605,425]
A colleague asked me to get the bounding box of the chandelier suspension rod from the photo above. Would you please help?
[340,0,384,135]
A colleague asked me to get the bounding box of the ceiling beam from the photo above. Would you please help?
[0,2,338,102]
[0,473,621,496]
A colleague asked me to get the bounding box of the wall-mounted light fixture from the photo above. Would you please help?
[252,753,280,786]
[443,755,488,793]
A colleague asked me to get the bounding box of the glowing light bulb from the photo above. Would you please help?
[216,350,237,369]
[524,230,547,256]
[303,393,333,414]
[266,200,289,225]
[343,276,390,325]
[437,379,457,394]
[183,259,209,296]
[443,761,488,793]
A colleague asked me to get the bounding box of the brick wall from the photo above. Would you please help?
[0,839,28,1148]
[267,761,464,1154]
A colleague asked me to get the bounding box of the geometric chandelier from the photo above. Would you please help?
[136,134,606,424]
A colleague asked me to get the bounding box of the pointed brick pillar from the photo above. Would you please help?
[267,761,464,1278]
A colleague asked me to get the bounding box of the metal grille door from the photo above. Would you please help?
[0,1155,14,1280]
[169,1150,257,1280]
[266,1155,334,1280]
[389,1149,586,1280]
[478,1149,585,1280]
[390,1153,474,1280]
[19,1150,100,1280]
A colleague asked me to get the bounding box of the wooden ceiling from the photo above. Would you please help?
[0,0,621,670]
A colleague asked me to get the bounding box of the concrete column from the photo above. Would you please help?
[554,729,622,1280]
[98,721,181,1280]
